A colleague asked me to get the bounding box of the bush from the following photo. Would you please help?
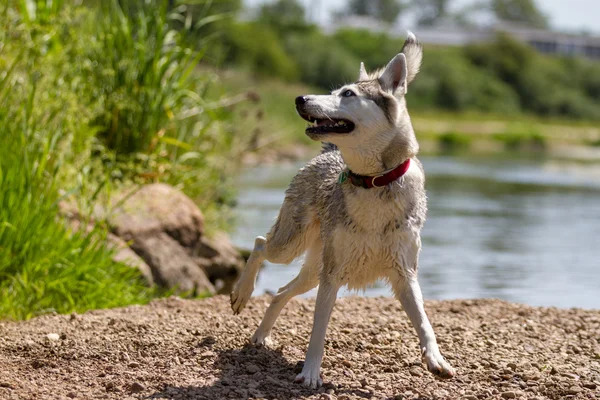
[0,0,243,319]
[284,31,361,89]
[332,28,404,70]
[220,21,299,81]
[411,46,521,114]
[0,33,157,320]
[89,1,204,155]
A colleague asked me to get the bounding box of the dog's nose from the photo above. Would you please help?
[295,96,307,106]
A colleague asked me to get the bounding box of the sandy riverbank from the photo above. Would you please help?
[0,295,598,399]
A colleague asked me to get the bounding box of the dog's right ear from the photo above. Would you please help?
[400,31,423,85]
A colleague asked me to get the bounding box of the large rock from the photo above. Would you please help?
[130,232,214,295]
[194,232,245,294]
[58,201,154,286]
[107,183,245,295]
[107,234,154,286]
[109,183,205,250]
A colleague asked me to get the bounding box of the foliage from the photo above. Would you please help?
[333,28,404,70]
[284,32,361,89]
[414,0,450,26]
[91,1,203,155]
[337,0,409,24]
[491,0,548,28]
[219,21,299,81]
[465,34,600,119]
[0,0,246,319]
[0,8,158,320]
[258,0,310,34]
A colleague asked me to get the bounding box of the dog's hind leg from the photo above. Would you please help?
[251,242,321,346]
[295,275,339,389]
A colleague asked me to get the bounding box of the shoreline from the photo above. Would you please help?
[1,295,598,399]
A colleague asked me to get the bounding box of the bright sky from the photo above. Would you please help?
[245,0,600,34]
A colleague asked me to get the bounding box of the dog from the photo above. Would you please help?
[230,32,455,388]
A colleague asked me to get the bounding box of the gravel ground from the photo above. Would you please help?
[1,295,599,400]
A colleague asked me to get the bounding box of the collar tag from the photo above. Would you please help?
[338,171,348,184]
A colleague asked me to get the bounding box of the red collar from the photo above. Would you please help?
[346,159,411,189]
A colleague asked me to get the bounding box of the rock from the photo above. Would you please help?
[46,333,60,341]
[130,382,145,393]
[194,232,245,294]
[66,392,77,398]
[106,184,245,294]
[567,386,582,394]
[107,234,154,285]
[501,391,516,398]
[108,184,205,249]
[131,232,214,295]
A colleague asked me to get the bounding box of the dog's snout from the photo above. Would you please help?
[295,96,307,106]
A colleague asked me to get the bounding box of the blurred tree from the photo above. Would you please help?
[414,0,450,26]
[258,0,313,33]
[340,0,408,24]
[491,0,547,28]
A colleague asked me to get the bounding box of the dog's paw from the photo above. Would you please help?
[230,281,254,315]
[250,330,274,347]
[423,350,455,379]
[294,367,323,389]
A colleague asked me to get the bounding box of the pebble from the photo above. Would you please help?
[129,382,146,393]
[561,372,578,380]
[501,391,516,398]
[66,392,77,398]
[341,360,352,368]
[128,362,140,368]
[567,386,582,394]
[583,383,597,389]
[245,364,260,374]
[463,396,477,400]
[46,333,60,341]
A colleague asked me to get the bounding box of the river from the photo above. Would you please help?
[231,153,600,309]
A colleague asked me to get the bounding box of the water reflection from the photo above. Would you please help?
[231,154,600,309]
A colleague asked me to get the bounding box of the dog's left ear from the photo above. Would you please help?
[358,62,369,81]
[379,53,408,94]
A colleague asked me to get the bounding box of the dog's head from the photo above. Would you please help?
[295,32,423,169]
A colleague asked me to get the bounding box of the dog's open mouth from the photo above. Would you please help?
[299,113,355,134]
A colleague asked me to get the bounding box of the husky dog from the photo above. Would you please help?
[230,32,455,388]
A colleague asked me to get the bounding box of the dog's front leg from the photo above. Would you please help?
[393,276,455,379]
[295,277,339,389]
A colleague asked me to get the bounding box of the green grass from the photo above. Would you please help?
[0,60,158,321]
[0,0,235,320]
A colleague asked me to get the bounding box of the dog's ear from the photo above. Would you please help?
[400,31,423,86]
[379,53,408,94]
[358,62,369,81]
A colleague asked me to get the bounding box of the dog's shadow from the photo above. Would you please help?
[147,337,377,400]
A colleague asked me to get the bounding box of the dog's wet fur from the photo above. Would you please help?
[230,32,456,388]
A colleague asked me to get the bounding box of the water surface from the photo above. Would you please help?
[231,154,600,309]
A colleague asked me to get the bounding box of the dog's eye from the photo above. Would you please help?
[342,90,356,97]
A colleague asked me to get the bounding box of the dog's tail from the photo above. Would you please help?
[321,143,338,153]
